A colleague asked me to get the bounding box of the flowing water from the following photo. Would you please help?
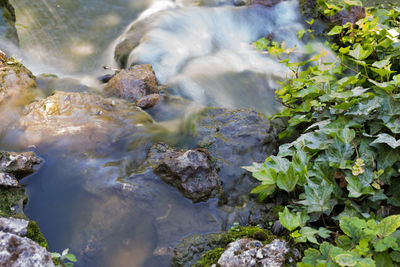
[0,0,319,266]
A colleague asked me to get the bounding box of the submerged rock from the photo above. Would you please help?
[217,238,288,267]
[145,94,203,122]
[17,90,154,148]
[0,232,54,267]
[104,64,158,102]
[186,107,278,202]
[250,0,281,7]
[154,144,221,203]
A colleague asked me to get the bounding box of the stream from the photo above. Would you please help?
[0,0,315,266]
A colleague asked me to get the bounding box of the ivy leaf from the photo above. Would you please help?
[326,136,354,170]
[298,227,319,244]
[374,236,398,252]
[318,227,332,239]
[371,133,400,149]
[376,215,400,237]
[349,44,373,60]
[340,217,367,241]
[276,164,299,192]
[250,184,276,201]
[64,253,77,262]
[298,179,335,215]
[334,253,358,266]
[279,207,300,231]
[328,26,343,35]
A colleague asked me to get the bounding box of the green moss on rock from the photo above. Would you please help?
[0,186,27,218]
[26,221,49,250]
[194,248,225,267]
[173,226,277,267]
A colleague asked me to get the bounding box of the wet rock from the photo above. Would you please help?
[114,18,151,67]
[136,93,161,109]
[17,91,154,149]
[0,151,42,187]
[217,238,288,267]
[0,232,54,267]
[0,50,6,63]
[173,226,276,266]
[250,0,281,7]
[299,0,317,18]
[0,172,18,187]
[186,108,278,202]
[0,217,29,236]
[154,145,221,202]
[104,64,158,102]
[97,74,114,83]
[0,151,42,176]
[0,56,37,106]
[330,6,365,26]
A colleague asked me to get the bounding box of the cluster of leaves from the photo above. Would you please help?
[247,0,400,265]
[51,248,77,267]
[300,215,400,266]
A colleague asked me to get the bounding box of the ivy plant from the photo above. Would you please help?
[246,0,400,264]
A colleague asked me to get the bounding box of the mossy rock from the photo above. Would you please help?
[0,186,27,218]
[173,226,277,267]
[26,221,49,250]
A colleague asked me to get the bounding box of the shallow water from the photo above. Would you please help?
[0,0,311,266]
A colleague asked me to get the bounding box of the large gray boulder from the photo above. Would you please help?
[0,232,54,267]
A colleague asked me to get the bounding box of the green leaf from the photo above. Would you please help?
[340,217,367,240]
[349,44,373,60]
[326,136,354,170]
[298,227,320,244]
[51,252,61,258]
[328,26,343,35]
[279,207,300,231]
[371,134,400,149]
[276,164,299,192]
[374,236,398,252]
[334,253,358,266]
[375,252,394,267]
[376,215,400,237]
[390,251,400,262]
[298,179,335,215]
[250,184,276,201]
[64,253,77,262]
